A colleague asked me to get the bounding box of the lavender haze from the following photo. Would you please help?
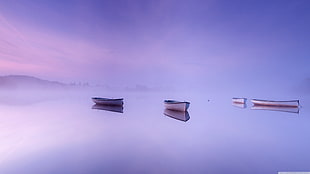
[1,1,310,173]
[0,0,309,91]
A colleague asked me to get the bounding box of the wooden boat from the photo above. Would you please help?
[251,105,299,114]
[164,100,190,112]
[251,99,299,107]
[92,104,123,113]
[92,97,123,106]
[232,98,247,104]
[164,109,190,122]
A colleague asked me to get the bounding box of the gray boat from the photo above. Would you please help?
[164,100,190,112]
[232,98,247,104]
[92,97,124,106]
[251,99,299,107]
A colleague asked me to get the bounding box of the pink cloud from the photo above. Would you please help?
[0,9,261,85]
[0,13,114,81]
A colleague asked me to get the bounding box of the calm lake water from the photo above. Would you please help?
[0,88,309,174]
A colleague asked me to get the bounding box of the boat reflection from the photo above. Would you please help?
[232,102,247,108]
[251,105,299,114]
[92,104,124,113]
[164,109,190,122]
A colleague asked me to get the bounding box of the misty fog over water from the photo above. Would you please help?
[0,82,309,174]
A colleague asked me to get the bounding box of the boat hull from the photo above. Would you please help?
[251,99,299,107]
[164,100,190,112]
[232,98,246,104]
[92,97,123,106]
[251,105,299,114]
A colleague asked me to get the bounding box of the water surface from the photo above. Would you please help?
[0,89,309,174]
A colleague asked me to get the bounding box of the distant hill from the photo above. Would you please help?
[0,75,66,89]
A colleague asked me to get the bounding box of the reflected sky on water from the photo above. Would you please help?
[0,89,309,174]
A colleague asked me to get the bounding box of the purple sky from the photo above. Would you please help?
[0,0,309,88]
